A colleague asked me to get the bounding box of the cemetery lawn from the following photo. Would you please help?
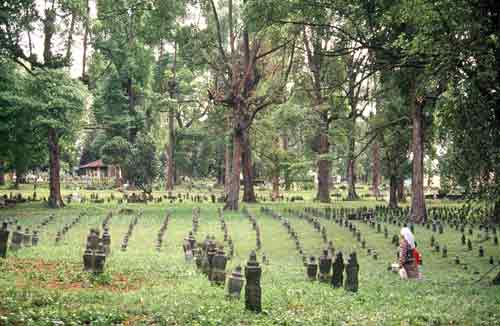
[0,196,499,325]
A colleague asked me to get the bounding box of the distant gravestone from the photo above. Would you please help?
[318,249,332,282]
[0,222,9,258]
[10,226,23,251]
[23,228,31,247]
[244,251,262,313]
[331,251,344,288]
[307,256,318,281]
[32,230,39,246]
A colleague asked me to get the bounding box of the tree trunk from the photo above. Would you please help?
[127,77,137,143]
[493,199,500,224]
[48,127,64,208]
[346,160,358,200]
[271,175,280,201]
[389,174,398,209]
[397,177,406,203]
[371,138,381,199]
[224,127,242,211]
[0,160,5,186]
[166,106,175,191]
[216,143,224,185]
[224,135,232,194]
[242,130,257,203]
[65,10,76,63]
[316,132,331,203]
[282,133,291,191]
[409,79,427,223]
[346,118,358,200]
[81,0,90,80]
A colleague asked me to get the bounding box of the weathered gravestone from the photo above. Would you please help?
[331,251,344,288]
[0,222,9,258]
[212,247,228,286]
[318,249,332,282]
[307,256,318,281]
[344,252,359,292]
[32,230,39,246]
[23,228,31,247]
[102,228,111,256]
[10,226,23,251]
[245,251,262,313]
[227,266,244,299]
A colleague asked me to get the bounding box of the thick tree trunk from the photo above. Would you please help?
[224,128,243,211]
[389,174,398,209]
[242,130,257,203]
[346,158,358,200]
[397,177,406,203]
[48,128,64,208]
[409,80,427,223]
[0,160,5,186]
[165,106,175,191]
[316,132,331,203]
[371,138,381,199]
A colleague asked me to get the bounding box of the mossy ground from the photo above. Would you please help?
[0,185,499,325]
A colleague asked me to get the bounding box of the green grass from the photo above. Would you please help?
[0,187,499,325]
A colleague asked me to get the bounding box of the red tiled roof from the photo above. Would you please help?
[79,159,106,169]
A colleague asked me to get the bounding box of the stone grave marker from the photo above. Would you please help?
[0,222,9,258]
[344,252,359,292]
[244,251,262,313]
[331,251,344,288]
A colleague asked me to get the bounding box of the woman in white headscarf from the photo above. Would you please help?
[399,227,419,279]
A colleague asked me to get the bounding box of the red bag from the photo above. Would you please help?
[413,249,421,265]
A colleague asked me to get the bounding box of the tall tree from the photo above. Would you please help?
[206,0,296,210]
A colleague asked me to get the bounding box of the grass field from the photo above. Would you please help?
[0,186,499,325]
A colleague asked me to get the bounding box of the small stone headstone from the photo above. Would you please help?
[227,266,244,299]
[344,252,359,292]
[10,226,23,251]
[318,249,332,282]
[307,256,318,281]
[0,222,10,258]
[32,230,39,246]
[244,251,262,313]
[212,247,228,286]
[331,252,344,288]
